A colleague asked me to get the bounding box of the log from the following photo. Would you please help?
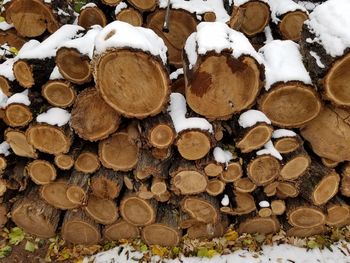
[66,171,89,205]
[41,80,76,108]
[61,209,101,245]
[103,219,140,241]
[90,168,124,199]
[279,148,311,181]
[26,124,73,155]
[276,182,299,198]
[169,160,208,195]
[151,177,167,196]
[187,219,228,240]
[116,7,143,27]
[40,180,79,210]
[54,154,74,170]
[146,8,197,67]
[341,163,350,197]
[128,0,156,11]
[326,197,350,227]
[5,128,37,158]
[94,21,170,119]
[247,154,281,186]
[206,179,225,196]
[219,161,243,183]
[0,203,8,228]
[71,88,120,142]
[258,40,321,128]
[176,129,212,160]
[3,103,32,128]
[120,192,157,226]
[238,216,280,234]
[271,129,302,154]
[301,106,350,163]
[0,27,26,50]
[321,158,339,168]
[85,195,119,225]
[78,4,107,29]
[285,224,326,238]
[296,160,340,206]
[142,205,182,247]
[11,189,60,238]
[234,177,257,193]
[74,146,101,174]
[26,159,57,185]
[271,200,286,216]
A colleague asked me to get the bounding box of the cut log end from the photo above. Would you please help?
[4,103,33,127]
[247,155,280,186]
[0,156,7,173]
[142,224,180,247]
[78,6,107,29]
[149,124,175,149]
[128,0,156,11]
[279,11,308,41]
[240,1,270,36]
[324,52,350,107]
[5,129,37,158]
[172,170,207,195]
[220,162,243,182]
[42,80,76,108]
[206,179,225,196]
[204,163,223,177]
[102,0,122,6]
[95,49,169,118]
[286,225,326,238]
[85,195,118,225]
[258,208,272,217]
[0,76,12,96]
[120,196,156,226]
[54,154,74,170]
[90,170,123,199]
[116,8,143,27]
[259,83,321,128]
[104,220,140,241]
[326,204,350,227]
[274,137,301,153]
[321,158,339,168]
[26,160,57,185]
[234,177,257,193]
[238,216,280,234]
[75,152,100,174]
[277,182,299,198]
[181,196,218,224]
[288,207,326,228]
[280,155,311,180]
[271,200,286,216]
[176,130,211,160]
[13,60,34,88]
[66,186,87,205]
[312,172,340,206]
[237,124,273,153]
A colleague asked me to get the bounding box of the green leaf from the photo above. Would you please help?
[9,227,25,245]
[0,16,5,23]
[197,248,208,258]
[73,0,88,13]
[0,245,12,258]
[24,241,37,252]
[140,244,148,252]
[307,240,318,249]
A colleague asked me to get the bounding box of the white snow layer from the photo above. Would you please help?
[158,0,230,22]
[185,22,263,69]
[238,110,271,128]
[170,68,184,80]
[36,108,70,127]
[272,129,297,139]
[59,26,101,59]
[17,25,84,60]
[257,140,282,160]
[297,1,319,11]
[306,0,350,57]
[213,147,233,165]
[0,90,30,108]
[0,21,13,31]
[310,51,325,68]
[269,0,307,23]
[264,26,273,44]
[115,2,128,16]
[221,194,229,206]
[88,242,350,263]
[233,0,268,7]
[94,21,168,64]
[259,200,270,208]
[0,141,10,156]
[259,40,312,90]
[0,58,15,81]
[49,66,64,80]
[80,3,97,10]
[168,93,213,133]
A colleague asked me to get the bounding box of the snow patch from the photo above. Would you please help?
[257,141,282,160]
[269,0,307,23]
[0,21,13,31]
[94,21,168,65]
[57,8,69,16]
[0,141,10,156]
[80,3,97,10]
[36,108,70,127]
[264,26,273,44]
[310,51,325,68]
[49,66,64,80]
[0,58,15,81]
[170,68,184,80]
[238,110,271,128]
[272,129,297,139]
[221,194,229,206]
[213,147,233,165]
[259,40,312,90]
[168,93,213,133]
[259,200,270,208]
[233,0,268,7]
[115,2,128,16]
[305,0,350,57]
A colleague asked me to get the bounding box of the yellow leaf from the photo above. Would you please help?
[207,249,217,258]
[151,245,168,257]
[224,230,238,241]
[9,47,18,55]
[0,17,4,23]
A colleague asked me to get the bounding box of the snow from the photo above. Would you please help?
[269,0,307,23]
[0,90,30,108]
[213,147,233,165]
[59,26,101,59]
[233,0,268,7]
[88,242,350,263]
[257,140,282,160]
[170,68,184,80]
[272,129,297,139]
[259,40,312,90]
[310,50,325,68]
[0,90,7,107]
[221,194,229,206]
[80,3,97,10]
[259,200,270,208]
[158,0,230,23]
[305,0,350,57]
[185,22,263,69]
[264,26,273,44]
[297,1,319,11]
[17,25,84,60]
[94,21,168,65]
[0,58,15,81]
[168,93,213,133]
[3,0,11,4]
[49,66,63,80]
[44,0,51,3]
[57,8,69,16]
[238,110,271,128]
[114,2,127,16]
[36,108,70,127]
[0,21,13,31]
[0,141,10,156]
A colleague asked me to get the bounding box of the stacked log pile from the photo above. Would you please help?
[0,0,349,248]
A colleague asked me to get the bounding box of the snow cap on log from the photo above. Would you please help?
[238,110,271,128]
[36,108,71,127]
[158,0,230,22]
[269,0,307,23]
[0,21,13,31]
[305,0,350,57]
[0,90,30,109]
[185,22,263,69]
[0,142,10,156]
[114,2,128,16]
[94,21,168,65]
[259,40,311,90]
[0,58,15,81]
[272,129,297,139]
[213,147,233,165]
[257,140,283,160]
[49,66,63,80]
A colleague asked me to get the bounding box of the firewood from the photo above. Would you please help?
[61,209,101,245]
[40,179,79,210]
[41,80,76,108]
[128,0,157,11]
[103,219,140,241]
[154,190,171,203]
[0,155,7,174]
[54,154,74,170]
[120,191,157,226]
[85,195,119,225]
[276,181,299,199]
[206,179,225,196]
[296,160,340,206]
[0,27,26,50]
[247,154,281,186]
[169,160,208,195]
[187,215,229,240]
[26,159,57,185]
[116,7,143,27]
[142,204,182,247]
[66,171,89,205]
[321,158,339,168]
[231,0,270,37]
[151,177,167,196]
[179,210,197,229]
[238,216,280,234]
[90,168,124,199]
[78,4,108,29]
[284,223,326,238]
[219,161,243,183]
[271,200,286,216]
[0,203,8,228]
[258,40,321,128]
[3,103,32,128]
[11,189,60,238]
[5,128,37,158]
[176,129,212,160]
[271,129,303,154]
[74,145,101,174]
[325,197,350,227]
[93,21,170,118]
[279,147,311,181]
[341,163,350,197]
[234,177,257,193]
[183,22,264,120]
